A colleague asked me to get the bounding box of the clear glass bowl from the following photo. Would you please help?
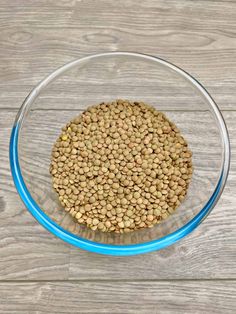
[9,52,230,255]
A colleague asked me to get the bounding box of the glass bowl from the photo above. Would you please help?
[9,52,230,255]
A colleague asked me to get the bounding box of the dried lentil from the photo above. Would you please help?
[50,100,193,233]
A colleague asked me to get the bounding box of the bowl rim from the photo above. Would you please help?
[9,51,230,256]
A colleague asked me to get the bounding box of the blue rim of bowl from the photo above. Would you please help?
[9,52,230,256]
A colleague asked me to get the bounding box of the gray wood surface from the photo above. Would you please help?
[0,281,235,314]
[0,0,236,111]
[0,0,236,313]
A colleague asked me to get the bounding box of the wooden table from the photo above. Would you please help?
[1,1,235,313]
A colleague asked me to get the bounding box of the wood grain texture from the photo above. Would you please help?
[1,110,235,280]
[0,0,236,109]
[0,0,236,311]
[0,281,235,314]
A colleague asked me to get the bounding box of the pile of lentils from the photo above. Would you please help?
[50,100,193,233]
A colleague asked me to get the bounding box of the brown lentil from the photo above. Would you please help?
[50,100,193,233]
